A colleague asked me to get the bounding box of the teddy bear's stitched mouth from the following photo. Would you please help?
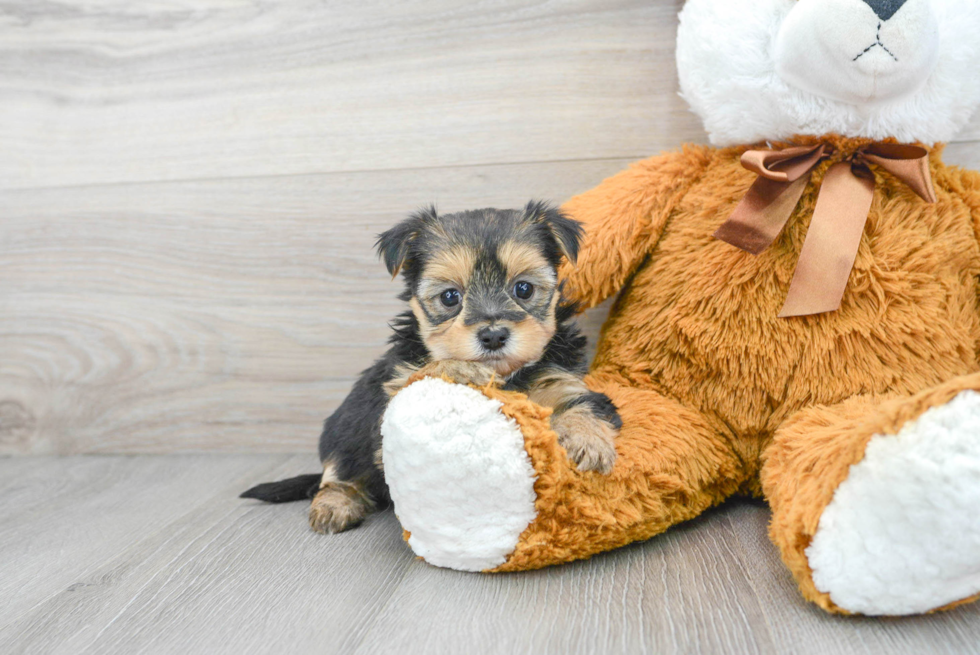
[853,22,898,62]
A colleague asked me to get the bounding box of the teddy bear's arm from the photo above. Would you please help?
[558,145,713,310]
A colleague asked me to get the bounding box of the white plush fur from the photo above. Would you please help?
[677,0,980,145]
[776,0,939,105]
[806,390,980,615]
[380,378,538,572]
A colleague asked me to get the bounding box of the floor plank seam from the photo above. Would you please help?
[0,154,655,195]
[723,512,783,654]
[344,551,418,655]
[4,139,978,195]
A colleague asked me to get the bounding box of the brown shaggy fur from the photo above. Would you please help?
[410,135,980,613]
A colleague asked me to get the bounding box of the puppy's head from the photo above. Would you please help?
[377,202,582,376]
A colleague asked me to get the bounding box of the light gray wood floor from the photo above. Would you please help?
[2,456,979,655]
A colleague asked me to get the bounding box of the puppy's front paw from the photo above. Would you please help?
[551,405,619,474]
[309,483,373,534]
[412,360,499,388]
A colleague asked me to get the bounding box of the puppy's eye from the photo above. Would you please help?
[440,289,461,307]
[514,281,534,300]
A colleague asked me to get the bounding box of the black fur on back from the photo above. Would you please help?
[314,311,430,506]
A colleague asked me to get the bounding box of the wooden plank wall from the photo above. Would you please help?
[2,0,979,454]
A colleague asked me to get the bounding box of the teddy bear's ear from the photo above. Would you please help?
[375,207,435,278]
[523,200,583,265]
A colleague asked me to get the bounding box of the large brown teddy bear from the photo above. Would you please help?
[380,0,980,616]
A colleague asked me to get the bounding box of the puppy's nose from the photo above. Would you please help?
[478,327,510,352]
[861,0,907,21]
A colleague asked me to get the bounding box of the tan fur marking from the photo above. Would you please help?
[496,310,557,375]
[527,368,591,409]
[412,300,557,376]
[498,240,552,280]
[409,297,453,357]
[488,287,560,376]
[411,296,484,363]
[529,368,621,474]
[384,362,420,397]
[550,404,618,474]
[309,479,374,534]
[423,245,476,287]
[409,297,433,333]
[319,460,339,488]
[411,359,499,388]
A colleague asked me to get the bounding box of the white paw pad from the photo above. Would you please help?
[381,377,538,571]
[806,390,980,615]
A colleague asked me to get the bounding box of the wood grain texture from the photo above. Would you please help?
[4,2,980,651]
[0,454,297,627]
[3,456,979,655]
[3,0,975,191]
[5,142,975,456]
[1,0,978,457]
[0,160,630,455]
[352,504,776,655]
[0,0,698,190]
[0,456,415,655]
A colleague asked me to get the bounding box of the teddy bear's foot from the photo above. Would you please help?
[380,377,538,571]
[766,378,980,615]
[806,390,980,615]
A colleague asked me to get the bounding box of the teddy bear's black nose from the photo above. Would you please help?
[861,0,907,21]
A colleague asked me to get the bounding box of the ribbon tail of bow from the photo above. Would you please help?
[778,144,936,317]
[713,144,826,255]
[778,162,876,317]
[714,142,936,319]
[713,175,812,255]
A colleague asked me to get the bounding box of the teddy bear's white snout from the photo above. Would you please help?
[775,0,939,105]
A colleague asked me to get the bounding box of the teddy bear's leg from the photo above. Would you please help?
[762,372,980,616]
[382,373,748,572]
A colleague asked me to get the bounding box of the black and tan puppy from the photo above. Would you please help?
[241,202,621,533]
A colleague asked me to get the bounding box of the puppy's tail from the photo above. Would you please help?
[240,473,321,503]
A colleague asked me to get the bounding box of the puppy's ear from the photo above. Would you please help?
[523,201,583,264]
[376,207,435,278]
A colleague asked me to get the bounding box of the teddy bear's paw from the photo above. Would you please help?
[551,406,619,474]
[308,482,373,534]
[806,390,980,615]
[381,377,538,571]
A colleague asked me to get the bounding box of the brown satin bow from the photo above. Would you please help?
[713,142,937,317]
